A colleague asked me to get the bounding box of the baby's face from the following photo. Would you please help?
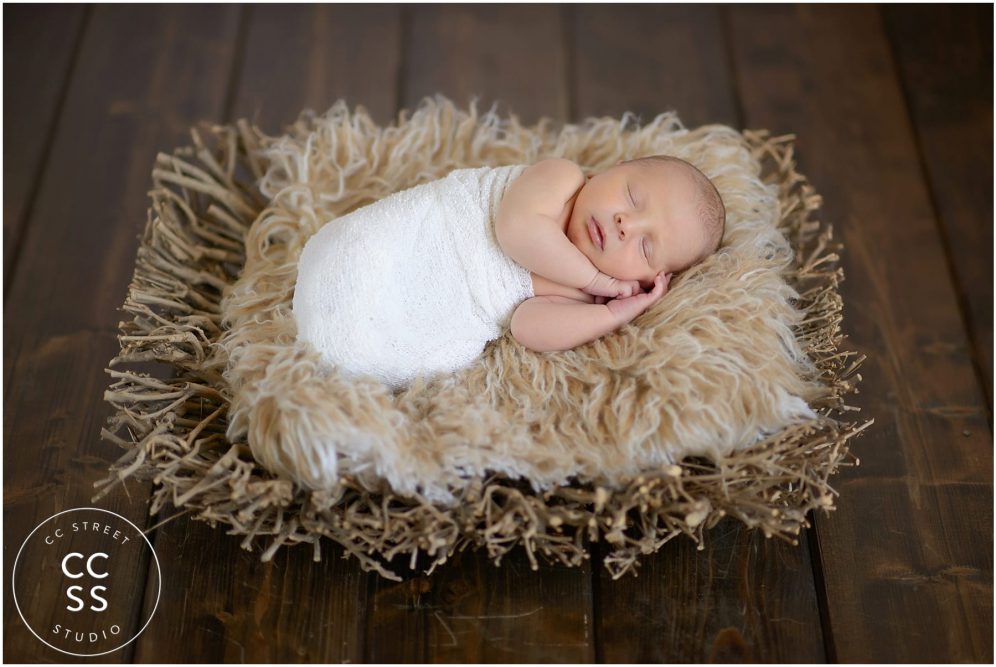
[566,160,707,289]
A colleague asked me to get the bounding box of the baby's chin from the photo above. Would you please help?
[593,260,652,289]
[569,216,652,289]
[567,221,596,262]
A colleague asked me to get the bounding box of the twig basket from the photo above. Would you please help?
[97,99,871,580]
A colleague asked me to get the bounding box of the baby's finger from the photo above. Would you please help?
[651,272,671,298]
[630,281,661,306]
[649,275,666,300]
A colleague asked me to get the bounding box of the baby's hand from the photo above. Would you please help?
[605,272,672,325]
[583,270,642,299]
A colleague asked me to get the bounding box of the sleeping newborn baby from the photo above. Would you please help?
[292,155,725,389]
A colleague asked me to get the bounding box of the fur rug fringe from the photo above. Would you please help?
[96,97,871,580]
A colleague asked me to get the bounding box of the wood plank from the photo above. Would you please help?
[574,4,738,128]
[595,518,825,662]
[402,3,568,125]
[363,5,596,662]
[728,5,993,662]
[2,4,87,287]
[132,519,368,662]
[234,3,400,131]
[367,548,594,662]
[881,4,994,407]
[128,5,402,663]
[573,5,826,662]
[2,4,241,662]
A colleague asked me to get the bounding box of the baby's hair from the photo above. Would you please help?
[623,155,726,265]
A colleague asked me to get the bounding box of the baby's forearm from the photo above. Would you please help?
[498,218,598,290]
[510,297,619,352]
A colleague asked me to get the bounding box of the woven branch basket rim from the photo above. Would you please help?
[97,98,872,581]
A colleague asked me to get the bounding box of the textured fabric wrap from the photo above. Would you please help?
[293,164,534,390]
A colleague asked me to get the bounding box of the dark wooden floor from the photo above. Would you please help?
[4,4,992,663]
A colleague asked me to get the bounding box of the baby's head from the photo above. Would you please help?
[566,155,725,289]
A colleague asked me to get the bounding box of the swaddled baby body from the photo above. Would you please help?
[292,156,725,389]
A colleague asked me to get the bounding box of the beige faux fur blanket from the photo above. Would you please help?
[218,97,829,506]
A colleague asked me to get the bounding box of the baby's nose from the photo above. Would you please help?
[615,213,633,237]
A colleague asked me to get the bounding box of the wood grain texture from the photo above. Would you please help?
[2,4,240,662]
[881,4,994,407]
[573,5,826,662]
[234,3,402,132]
[573,4,738,128]
[2,4,87,288]
[366,547,594,662]
[728,5,993,662]
[595,520,825,663]
[403,4,567,124]
[127,4,404,662]
[132,519,368,663]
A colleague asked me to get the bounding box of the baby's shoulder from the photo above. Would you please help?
[518,158,584,189]
[501,159,585,221]
[530,272,595,304]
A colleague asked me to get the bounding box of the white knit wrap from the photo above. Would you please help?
[292,164,534,390]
